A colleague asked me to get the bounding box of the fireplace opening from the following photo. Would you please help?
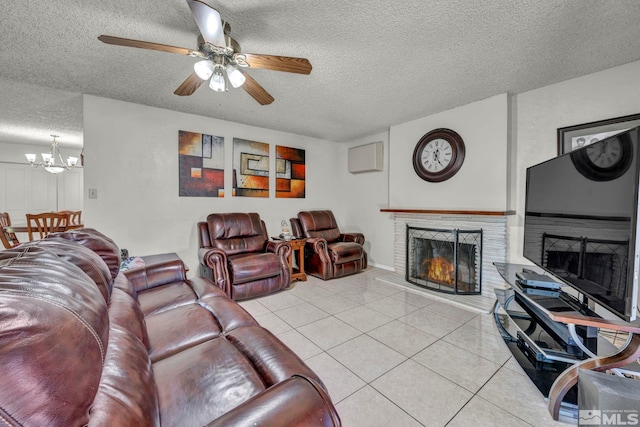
[406,226,482,295]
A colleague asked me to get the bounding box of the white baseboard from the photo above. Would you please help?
[368,262,394,271]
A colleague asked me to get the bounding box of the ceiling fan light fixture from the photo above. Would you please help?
[194,59,214,80]
[99,0,311,104]
[226,64,246,88]
[209,65,226,92]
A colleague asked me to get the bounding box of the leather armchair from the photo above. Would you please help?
[198,212,291,300]
[291,210,367,280]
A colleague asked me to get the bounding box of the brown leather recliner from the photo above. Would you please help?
[291,210,367,280]
[198,212,291,300]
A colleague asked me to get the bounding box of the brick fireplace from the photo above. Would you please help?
[383,209,514,299]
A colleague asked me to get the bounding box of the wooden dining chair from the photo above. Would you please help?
[0,212,20,249]
[26,212,69,241]
[59,210,82,229]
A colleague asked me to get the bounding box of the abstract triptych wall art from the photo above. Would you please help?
[178,130,224,197]
[276,145,305,198]
[233,138,269,197]
[179,132,306,199]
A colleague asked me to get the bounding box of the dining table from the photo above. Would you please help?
[5,223,84,234]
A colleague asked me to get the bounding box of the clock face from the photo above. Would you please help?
[570,133,633,182]
[585,139,623,168]
[412,129,465,182]
[420,139,453,173]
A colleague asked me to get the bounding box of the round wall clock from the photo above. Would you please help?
[412,128,466,182]
[570,132,633,181]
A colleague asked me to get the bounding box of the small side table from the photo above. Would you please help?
[288,238,307,282]
[273,238,307,282]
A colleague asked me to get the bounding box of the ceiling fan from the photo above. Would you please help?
[98,0,312,105]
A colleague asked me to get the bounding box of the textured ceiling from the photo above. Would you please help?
[1,0,640,148]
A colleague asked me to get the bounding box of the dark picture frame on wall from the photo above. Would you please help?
[557,113,640,155]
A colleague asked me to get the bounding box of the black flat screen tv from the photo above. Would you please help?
[523,126,639,321]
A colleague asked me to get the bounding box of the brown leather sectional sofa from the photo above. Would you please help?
[0,228,340,426]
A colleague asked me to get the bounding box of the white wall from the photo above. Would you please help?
[509,59,640,263]
[83,95,343,273]
[341,131,393,269]
[338,94,510,270]
[79,60,640,277]
[389,93,509,210]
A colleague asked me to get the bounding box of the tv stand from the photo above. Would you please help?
[493,263,640,420]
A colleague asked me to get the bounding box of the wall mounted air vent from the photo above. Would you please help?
[348,141,383,173]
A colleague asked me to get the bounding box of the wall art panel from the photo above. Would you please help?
[233,138,269,198]
[178,130,224,197]
[276,145,305,198]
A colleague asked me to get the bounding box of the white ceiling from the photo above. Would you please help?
[1,0,640,148]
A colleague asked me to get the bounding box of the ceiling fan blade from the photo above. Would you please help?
[186,0,226,47]
[242,73,274,105]
[241,53,312,75]
[98,35,198,56]
[174,72,204,96]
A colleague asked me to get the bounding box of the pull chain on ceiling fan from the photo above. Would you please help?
[98,0,312,105]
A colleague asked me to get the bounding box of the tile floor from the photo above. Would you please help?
[238,267,576,427]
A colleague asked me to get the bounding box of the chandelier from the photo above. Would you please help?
[25,135,79,174]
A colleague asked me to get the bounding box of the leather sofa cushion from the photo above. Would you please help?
[146,302,223,363]
[137,277,230,316]
[152,323,327,427]
[20,237,114,302]
[145,294,261,363]
[208,376,339,427]
[198,293,259,331]
[47,228,121,282]
[226,326,325,387]
[110,273,151,350]
[328,241,364,264]
[0,247,109,426]
[229,252,282,284]
[153,337,266,426]
[89,306,159,427]
[126,257,187,293]
[140,278,259,363]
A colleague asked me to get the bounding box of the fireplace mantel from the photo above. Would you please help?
[381,208,516,216]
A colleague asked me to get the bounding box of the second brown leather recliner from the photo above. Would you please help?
[291,210,367,280]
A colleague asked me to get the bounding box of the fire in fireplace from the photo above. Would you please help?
[406,226,482,294]
[427,256,455,285]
